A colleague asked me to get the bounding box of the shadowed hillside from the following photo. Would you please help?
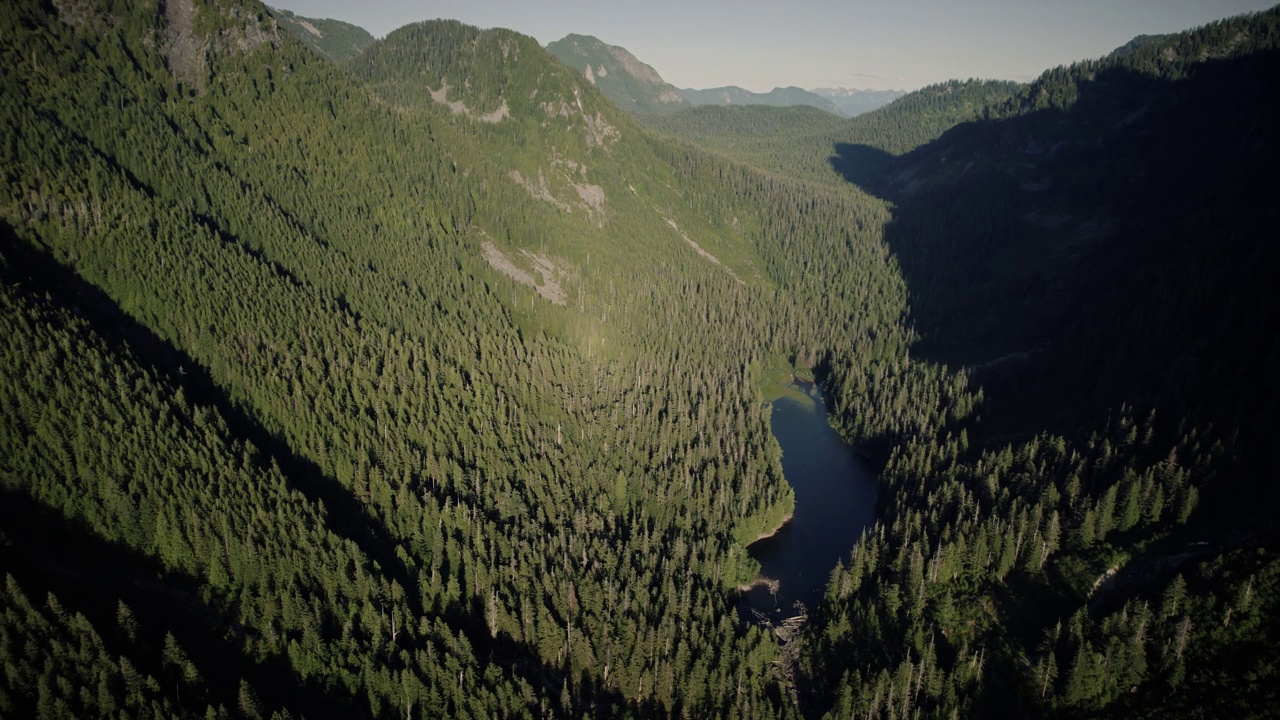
[804,11,1280,718]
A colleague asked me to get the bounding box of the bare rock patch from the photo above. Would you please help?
[481,241,567,305]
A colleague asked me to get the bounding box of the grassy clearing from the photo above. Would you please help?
[756,355,816,405]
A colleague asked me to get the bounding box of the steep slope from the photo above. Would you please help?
[0,3,779,716]
[843,16,1280,425]
[268,6,375,61]
[347,20,784,292]
[681,85,844,115]
[7,0,1278,718]
[1,2,950,717]
[834,79,1022,155]
[545,33,688,115]
[802,9,1280,719]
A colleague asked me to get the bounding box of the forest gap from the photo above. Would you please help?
[740,379,879,624]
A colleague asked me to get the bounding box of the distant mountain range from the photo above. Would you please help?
[262,19,902,119]
[811,87,908,117]
[547,34,902,117]
[678,85,844,114]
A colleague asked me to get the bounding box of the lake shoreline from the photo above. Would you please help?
[737,575,781,594]
[738,378,878,624]
[749,512,794,545]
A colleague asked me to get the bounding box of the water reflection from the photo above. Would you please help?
[740,380,878,624]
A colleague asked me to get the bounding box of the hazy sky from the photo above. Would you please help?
[271,0,1277,90]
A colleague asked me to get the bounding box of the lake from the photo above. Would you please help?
[740,379,879,623]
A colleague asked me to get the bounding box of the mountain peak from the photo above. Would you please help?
[547,34,688,114]
[553,34,665,85]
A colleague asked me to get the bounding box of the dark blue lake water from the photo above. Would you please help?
[741,380,879,622]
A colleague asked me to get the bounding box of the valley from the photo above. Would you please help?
[1,1,1278,718]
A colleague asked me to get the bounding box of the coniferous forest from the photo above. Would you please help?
[1,1,1278,718]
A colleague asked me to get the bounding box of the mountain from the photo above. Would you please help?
[3,0,1279,718]
[268,6,375,61]
[804,9,1280,717]
[680,84,844,114]
[810,86,907,116]
[641,103,851,180]
[0,2,923,716]
[545,33,689,114]
[627,7,1280,717]
[546,35,847,117]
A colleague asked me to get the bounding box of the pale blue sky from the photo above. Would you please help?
[270,0,1278,90]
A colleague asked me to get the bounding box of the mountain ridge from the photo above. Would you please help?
[547,33,901,117]
[545,32,689,115]
[679,84,845,115]
[267,5,375,62]
[803,9,1280,716]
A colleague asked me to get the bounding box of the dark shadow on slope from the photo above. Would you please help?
[0,223,663,720]
[825,52,1280,466]
[0,489,358,717]
[0,225,418,616]
[827,143,896,196]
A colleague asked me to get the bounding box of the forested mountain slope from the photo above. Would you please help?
[838,10,1280,435]
[0,0,957,716]
[645,79,1022,187]
[545,34,689,115]
[267,6,374,62]
[2,0,1278,718]
[801,9,1280,719]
